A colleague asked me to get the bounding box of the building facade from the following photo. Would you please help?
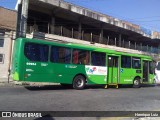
[16,0,160,56]
[0,7,16,81]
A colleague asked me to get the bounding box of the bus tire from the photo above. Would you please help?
[133,78,141,88]
[73,75,85,90]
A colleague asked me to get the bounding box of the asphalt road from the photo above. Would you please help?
[0,84,160,120]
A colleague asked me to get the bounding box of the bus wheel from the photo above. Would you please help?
[73,75,85,90]
[133,78,141,88]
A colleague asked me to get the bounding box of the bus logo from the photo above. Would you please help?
[85,66,107,75]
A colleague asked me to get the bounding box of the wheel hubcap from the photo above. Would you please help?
[76,79,84,87]
[134,80,139,85]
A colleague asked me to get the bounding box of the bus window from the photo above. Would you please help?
[149,61,155,74]
[50,46,71,63]
[121,56,131,68]
[155,61,160,83]
[72,49,90,65]
[108,56,118,67]
[156,62,160,70]
[132,57,141,69]
[91,52,106,66]
[24,42,49,62]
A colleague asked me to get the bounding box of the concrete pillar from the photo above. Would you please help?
[50,15,55,34]
[21,0,29,38]
[115,38,117,46]
[48,23,50,34]
[107,36,110,45]
[99,24,104,43]
[129,41,130,48]
[91,33,93,42]
[141,43,142,51]
[16,3,22,38]
[82,31,84,40]
[122,39,124,47]
[78,21,82,39]
[118,34,122,47]
[72,28,74,38]
[60,26,63,36]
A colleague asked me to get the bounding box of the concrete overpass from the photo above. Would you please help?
[16,0,160,56]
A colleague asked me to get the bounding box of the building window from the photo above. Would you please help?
[24,42,49,62]
[0,32,4,47]
[50,46,71,64]
[0,54,4,64]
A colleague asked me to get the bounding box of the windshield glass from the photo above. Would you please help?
[156,62,160,70]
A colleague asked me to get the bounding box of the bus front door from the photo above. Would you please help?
[108,56,119,84]
[143,60,149,82]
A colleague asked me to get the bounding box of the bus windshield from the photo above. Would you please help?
[157,62,160,70]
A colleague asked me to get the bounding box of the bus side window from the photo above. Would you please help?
[73,50,78,64]
[50,46,71,63]
[91,52,106,66]
[24,42,49,62]
[72,49,90,65]
[121,56,131,68]
[132,57,141,69]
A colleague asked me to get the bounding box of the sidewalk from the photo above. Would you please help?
[0,77,60,87]
[0,78,15,86]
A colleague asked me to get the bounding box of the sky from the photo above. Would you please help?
[0,0,160,32]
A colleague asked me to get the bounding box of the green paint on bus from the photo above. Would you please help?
[11,38,155,89]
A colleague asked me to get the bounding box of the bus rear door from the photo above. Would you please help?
[143,60,149,82]
[108,55,119,85]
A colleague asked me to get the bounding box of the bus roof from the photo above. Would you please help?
[18,37,152,60]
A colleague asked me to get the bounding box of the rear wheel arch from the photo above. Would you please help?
[73,74,87,83]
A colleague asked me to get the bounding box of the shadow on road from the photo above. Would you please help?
[24,85,73,91]
[24,84,159,91]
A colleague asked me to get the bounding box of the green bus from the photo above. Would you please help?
[11,38,155,89]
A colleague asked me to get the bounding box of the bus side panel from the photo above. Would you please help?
[87,75,106,84]
[48,63,76,84]
[24,62,54,82]
[149,74,154,84]
[120,68,142,84]
[23,42,55,82]
[49,64,107,84]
